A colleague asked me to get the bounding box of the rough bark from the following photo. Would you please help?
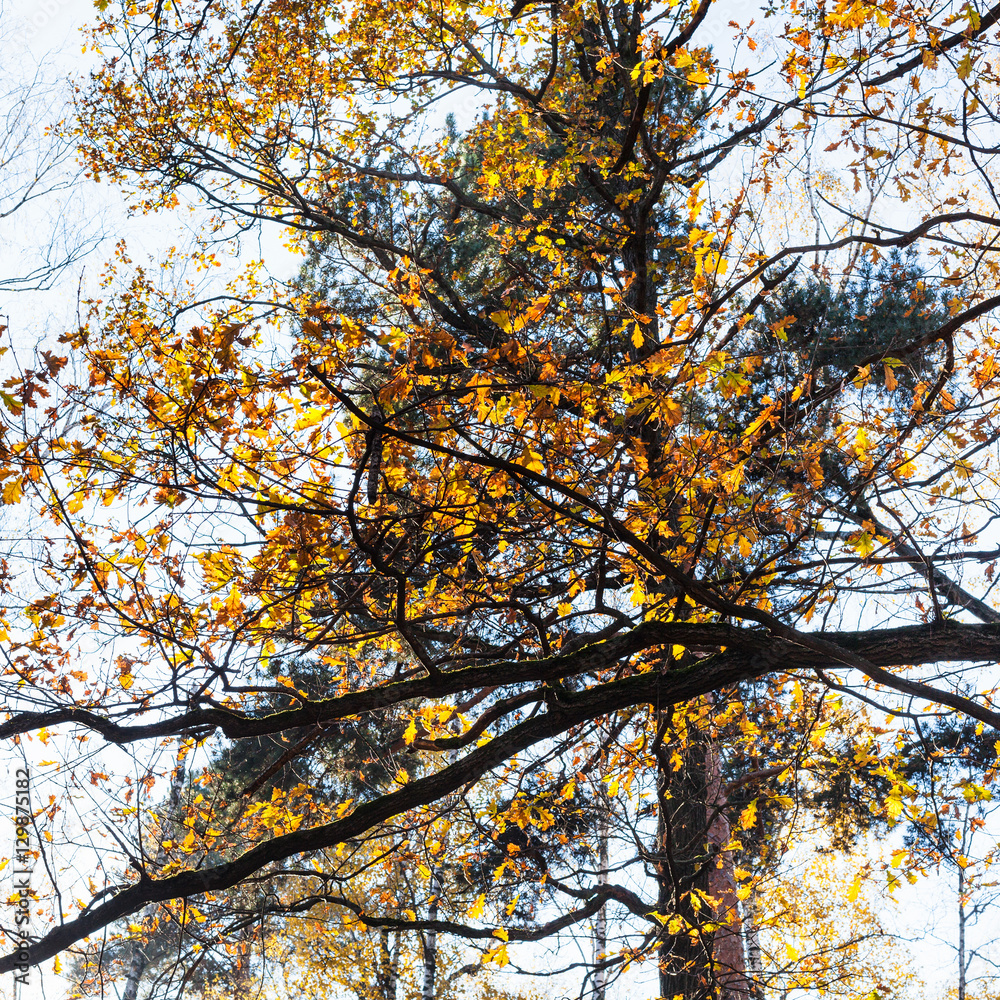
[5,620,1000,747]
[656,726,712,1000]
[6,621,1000,973]
[704,742,748,1000]
[656,727,749,1000]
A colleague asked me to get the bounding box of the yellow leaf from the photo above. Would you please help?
[2,478,23,505]
[490,310,512,334]
[720,464,745,495]
[847,874,861,902]
[486,943,509,967]
[770,315,796,342]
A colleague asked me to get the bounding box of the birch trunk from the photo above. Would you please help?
[594,793,610,1000]
[380,928,400,1000]
[743,889,764,1000]
[958,863,966,1000]
[422,872,440,1000]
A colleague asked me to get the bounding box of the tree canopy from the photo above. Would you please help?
[5,1,1000,998]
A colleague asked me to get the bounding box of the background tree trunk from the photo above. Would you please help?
[122,760,185,1000]
[656,723,750,1000]
[958,863,966,1000]
[743,890,764,1000]
[594,790,610,1000]
[656,727,711,1000]
[379,927,400,1000]
[421,871,440,1000]
[705,742,748,1000]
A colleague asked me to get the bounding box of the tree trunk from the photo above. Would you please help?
[594,792,610,1000]
[389,929,401,1000]
[122,760,185,1000]
[958,862,966,1000]
[704,742,749,1000]
[379,928,400,1000]
[422,872,440,1000]
[743,890,764,1000]
[230,922,254,1000]
[384,860,402,1000]
[656,722,750,1000]
[656,726,711,1000]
